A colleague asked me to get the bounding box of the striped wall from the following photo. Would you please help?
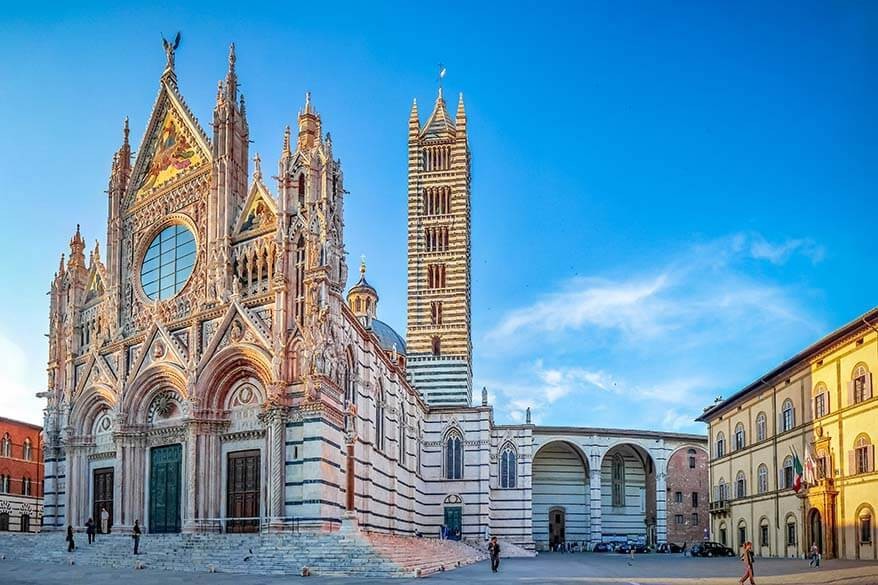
[532,442,590,547]
[600,446,649,542]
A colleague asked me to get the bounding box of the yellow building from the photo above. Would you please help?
[698,308,878,560]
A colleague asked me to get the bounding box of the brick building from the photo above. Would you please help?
[666,445,709,546]
[0,417,43,532]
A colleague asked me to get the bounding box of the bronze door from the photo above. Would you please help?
[227,450,260,533]
[92,467,114,533]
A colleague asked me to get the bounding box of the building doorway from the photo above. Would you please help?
[92,467,114,533]
[149,444,182,533]
[810,509,823,554]
[444,506,462,540]
[226,450,260,533]
[20,514,30,532]
[549,507,566,550]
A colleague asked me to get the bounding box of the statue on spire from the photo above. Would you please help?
[161,32,181,72]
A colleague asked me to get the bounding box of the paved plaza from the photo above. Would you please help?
[3,552,878,585]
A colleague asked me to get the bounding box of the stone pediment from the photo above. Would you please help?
[127,321,189,382]
[234,179,278,240]
[75,351,119,395]
[197,300,272,373]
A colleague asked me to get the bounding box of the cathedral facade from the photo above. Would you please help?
[40,43,706,550]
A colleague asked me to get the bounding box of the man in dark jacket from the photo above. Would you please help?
[488,536,501,572]
[132,519,142,555]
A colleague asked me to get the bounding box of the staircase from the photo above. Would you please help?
[0,530,486,577]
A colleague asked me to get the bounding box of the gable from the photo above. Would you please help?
[125,83,211,209]
[234,181,277,239]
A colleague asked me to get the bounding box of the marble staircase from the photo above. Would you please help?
[0,530,486,578]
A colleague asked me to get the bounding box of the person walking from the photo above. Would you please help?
[488,536,501,573]
[100,506,110,534]
[85,517,95,544]
[132,519,142,555]
[66,525,75,552]
[739,540,756,585]
[809,542,820,567]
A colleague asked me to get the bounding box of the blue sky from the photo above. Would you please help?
[0,2,875,429]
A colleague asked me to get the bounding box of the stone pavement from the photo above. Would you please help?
[3,552,878,584]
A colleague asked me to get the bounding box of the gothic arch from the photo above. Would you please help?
[68,385,117,436]
[196,344,272,411]
[122,363,188,425]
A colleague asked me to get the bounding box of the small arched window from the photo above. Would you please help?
[431,336,441,356]
[716,478,728,501]
[297,173,306,208]
[0,434,10,457]
[715,431,726,458]
[781,399,795,432]
[688,448,697,469]
[737,519,747,550]
[851,364,872,405]
[759,517,770,547]
[22,476,31,496]
[734,423,746,450]
[813,383,829,419]
[859,507,873,544]
[294,236,306,326]
[854,434,874,475]
[756,412,767,442]
[445,431,463,480]
[735,470,746,498]
[612,454,625,507]
[0,475,8,493]
[499,444,517,488]
[399,406,407,465]
[757,464,768,494]
[782,455,794,489]
[22,438,31,461]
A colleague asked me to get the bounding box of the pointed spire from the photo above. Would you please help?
[225,42,238,101]
[456,92,466,119]
[239,93,246,118]
[409,98,419,124]
[282,125,292,157]
[58,253,66,276]
[360,255,367,278]
[91,239,101,263]
[253,152,262,182]
[69,224,86,268]
[122,116,130,148]
[298,92,320,149]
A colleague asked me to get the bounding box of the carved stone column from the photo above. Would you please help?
[183,422,199,533]
[655,463,668,545]
[262,404,287,531]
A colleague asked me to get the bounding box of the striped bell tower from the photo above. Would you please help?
[405,82,472,405]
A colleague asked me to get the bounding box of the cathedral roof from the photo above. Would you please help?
[370,319,406,355]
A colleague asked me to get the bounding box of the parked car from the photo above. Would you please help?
[616,543,650,554]
[690,542,735,557]
[593,542,611,552]
[657,542,684,553]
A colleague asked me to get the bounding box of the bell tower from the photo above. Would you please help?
[405,82,472,405]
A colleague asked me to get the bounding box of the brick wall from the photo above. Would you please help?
[666,446,708,545]
[0,417,44,499]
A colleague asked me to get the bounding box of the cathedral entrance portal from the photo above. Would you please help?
[92,467,114,533]
[444,507,462,540]
[149,444,182,533]
[226,450,260,533]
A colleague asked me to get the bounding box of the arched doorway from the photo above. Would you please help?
[549,507,566,550]
[532,441,589,550]
[809,508,823,554]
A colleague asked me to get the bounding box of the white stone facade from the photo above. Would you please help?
[40,43,707,550]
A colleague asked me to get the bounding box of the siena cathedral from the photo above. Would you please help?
[40,41,707,550]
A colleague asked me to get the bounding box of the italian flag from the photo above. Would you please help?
[792,448,804,493]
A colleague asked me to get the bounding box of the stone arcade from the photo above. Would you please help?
[40,42,706,550]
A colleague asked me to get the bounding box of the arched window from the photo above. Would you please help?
[688,448,697,469]
[853,434,874,475]
[297,173,306,209]
[813,383,829,419]
[757,464,769,494]
[737,519,747,550]
[22,438,31,461]
[445,431,463,480]
[859,507,873,544]
[22,476,31,496]
[851,364,872,405]
[785,515,797,546]
[431,336,441,356]
[0,433,10,457]
[499,444,517,488]
[781,399,795,432]
[756,412,767,442]
[0,475,8,493]
[375,382,386,453]
[735,471,746,498]
[716,478,728,501]
[715,431,726,458]
[734,423,745,450]
[20,514,29,533]
[611,454,625,507]
[759,517,770,548]
[781,455,794,489]
[399,406,407,465]
[294,236,306,326]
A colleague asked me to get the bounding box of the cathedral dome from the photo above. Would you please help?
[370,319,406,355]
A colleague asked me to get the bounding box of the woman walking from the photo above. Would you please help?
[65,525,75,552]
[739,540,755,585]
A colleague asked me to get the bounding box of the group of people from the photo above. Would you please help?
[552,541,588,552]
[64,507,142,555]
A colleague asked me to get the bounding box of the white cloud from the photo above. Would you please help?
[0,332,44,426]
[747,234,825,265]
